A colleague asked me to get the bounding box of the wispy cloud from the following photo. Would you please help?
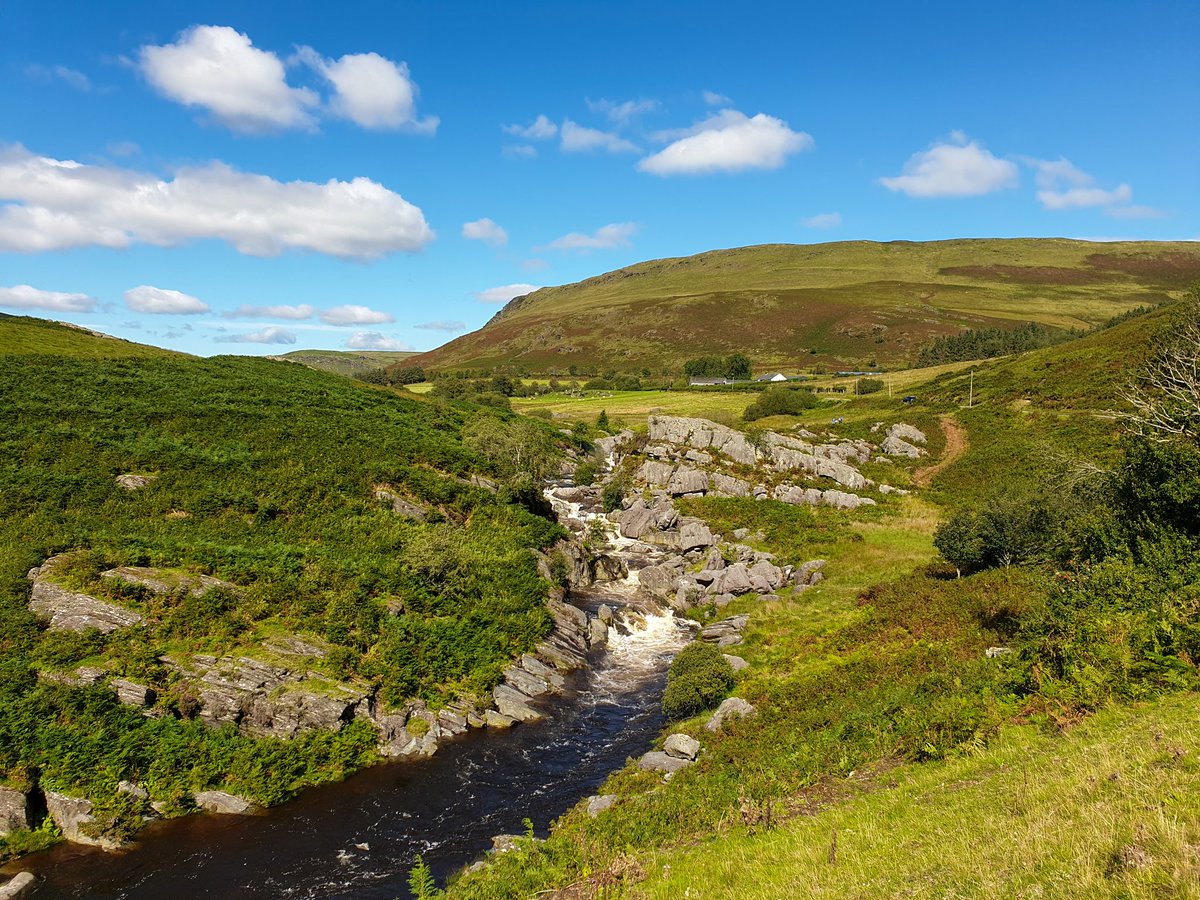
[539,222,637,252]
[216,325,297,344]
[414,320,467,332]
[344,331,412,350]
[223,303,314,320]
[502,114,557,140]
[803,212,842,229]
[461,217,508,247]
[474,283,541,304]
[560,120,639,154]
[24,64,91,91]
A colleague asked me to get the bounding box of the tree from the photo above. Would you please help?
[726,353,751,380]
[1121,287,1200,444]
[463,416,560,483]
[596,409,610,432]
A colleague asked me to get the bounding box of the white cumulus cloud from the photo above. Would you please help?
[461,217,508,247]
[320,304,395,326]
[560,120,639,154]
[541,223,637,252]
[0,284,97,313]
[880,135,1019,197]
[296,47,437,133]
[638,110,812,176]
[701,90,732,106]
[803,212,842,229]
[0,145,434,259]
[217,326,297,344]
[224,304,314,320]
[125,285,209,315]
[139,25,318,132]
[502,114,558,140]
[474,283,542,304]
[344,331,413,350]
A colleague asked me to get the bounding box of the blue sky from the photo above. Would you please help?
[1,0,1197,355]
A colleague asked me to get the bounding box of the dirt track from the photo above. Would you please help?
[914,415,968,488]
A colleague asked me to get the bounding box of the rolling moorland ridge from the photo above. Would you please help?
[409,239,1200,374]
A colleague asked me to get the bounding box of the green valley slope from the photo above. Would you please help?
[412,239,1200,373]
[0,317,562,850]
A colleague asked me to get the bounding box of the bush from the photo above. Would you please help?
[743,386,821,421]
[662,643,735,718]
[933,493,1067,575]
[857,378,885,394]
[573,461,599,487]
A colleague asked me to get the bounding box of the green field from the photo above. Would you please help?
[411,239,1200,374]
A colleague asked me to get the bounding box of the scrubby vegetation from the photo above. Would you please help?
[742,385,822,421]
[661,643,734,719]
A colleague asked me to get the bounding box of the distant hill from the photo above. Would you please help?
[275,349,418,378]
[411,239,1200,374]
[0,316,183,359]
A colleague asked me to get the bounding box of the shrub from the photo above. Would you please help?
[573,461,599,487]
[743,386,820,421]
[662,643,735,718]
[857,378,885,394]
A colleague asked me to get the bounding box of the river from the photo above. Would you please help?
[16,599,687,899]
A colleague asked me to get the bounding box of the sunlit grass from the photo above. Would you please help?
[643,693,1200,899]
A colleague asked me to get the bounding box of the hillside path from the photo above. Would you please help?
[914,415,968,488]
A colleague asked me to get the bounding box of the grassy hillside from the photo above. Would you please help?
[0,316,183,359]
[445,295,1200,899]
[0,322,562,847]
[275,348,418,378]
[412,239,1200,374]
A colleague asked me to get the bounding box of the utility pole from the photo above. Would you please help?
[968,369,974,408]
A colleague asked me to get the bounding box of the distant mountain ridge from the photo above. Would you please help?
[412,239,1200,373]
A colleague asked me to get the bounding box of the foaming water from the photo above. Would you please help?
[15,603,689,900]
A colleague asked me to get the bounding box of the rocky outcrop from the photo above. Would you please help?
[161,654,371,739]
[193,790,256,815]
[638,751,691,774]
[115,473,156,490]
[585,794,617,817]
[663,733,700,761]
[648,416,758,466]
[0,788,30,836]
[667,466,709,496]
[773,484,876,510]
[705,697,756,732]
[0,872,36,899]
[27,562,143,634]
[45,791,121,849]
[699,615,749,647]
[110,678,154,709]
[100,566,238,597]
[372,486,429,520]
